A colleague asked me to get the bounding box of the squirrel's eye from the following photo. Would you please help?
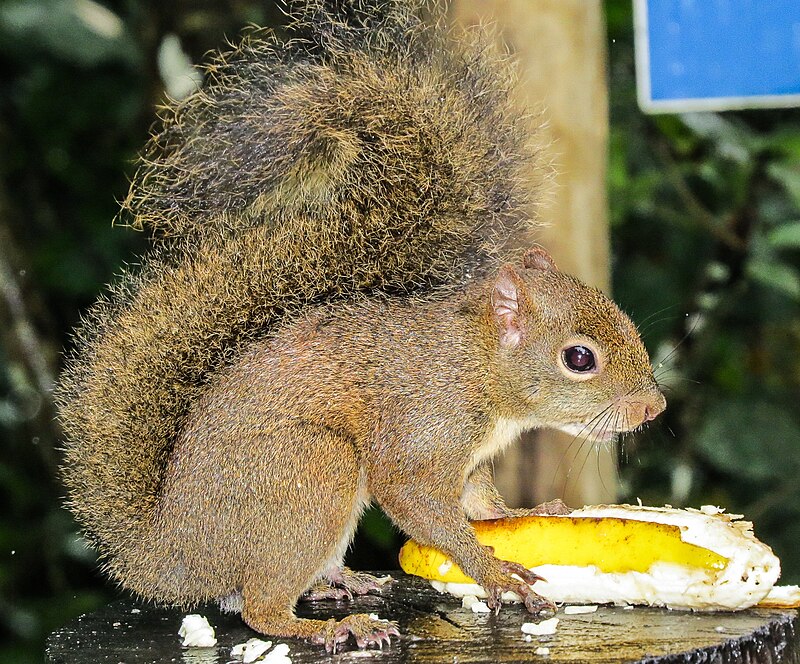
[562,345,595,372]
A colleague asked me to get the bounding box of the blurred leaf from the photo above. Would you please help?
[767,163,800,210]
[768,221,800,249]
[651,114,700,156]
[695,400,800,481]
[706,335,748,394]
[157,34,202,101]
[1,601,39,640]
[679,113,756,164]
[746,257,800,299]
[761,512,800,583]
[0,0,139,67]
[756,128,800,160]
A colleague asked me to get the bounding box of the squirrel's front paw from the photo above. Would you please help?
[312,614,399,653]
[484,561,556,617]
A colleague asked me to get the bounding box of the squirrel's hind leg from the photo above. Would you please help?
[242,581,398,653]
[240,422,397,650]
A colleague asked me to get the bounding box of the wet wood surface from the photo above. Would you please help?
[46,573,799,663]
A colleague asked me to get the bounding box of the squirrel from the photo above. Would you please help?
[56,0,666,653]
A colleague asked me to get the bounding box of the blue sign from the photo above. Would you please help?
[634,0,800,113]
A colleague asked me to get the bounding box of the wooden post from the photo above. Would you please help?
[449,0,615,507]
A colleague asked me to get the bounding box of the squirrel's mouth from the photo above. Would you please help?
[557,422,619,443]
[556,393,665,443]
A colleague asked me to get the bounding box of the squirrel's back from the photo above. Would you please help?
[57,0,542,589]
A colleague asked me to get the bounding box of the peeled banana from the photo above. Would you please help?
[399,504,799,611]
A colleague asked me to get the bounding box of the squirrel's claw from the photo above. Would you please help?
[317,615,399,653]
[483,560,555,616]
[523,591,557,617]
[498,560,547,586]
[303,570,392,603]
[354,622,400,649]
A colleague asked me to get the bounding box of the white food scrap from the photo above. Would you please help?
[231,638,272,663]
[230,638,292,663]
[471,601,491,613]
[535,646,551,655]
[521,617,559,635]
[758,584,800,608]
[461,594,477,609]
[563,604,598,615]
[461,594,491,613]
[262,643,291,664]
[178,614,217,648]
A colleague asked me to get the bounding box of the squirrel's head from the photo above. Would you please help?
[485,247,666,442]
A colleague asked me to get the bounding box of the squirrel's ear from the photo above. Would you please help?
[523,246,557,272]
[492,266,526,349]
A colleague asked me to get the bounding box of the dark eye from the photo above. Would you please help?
[562,345,595,372]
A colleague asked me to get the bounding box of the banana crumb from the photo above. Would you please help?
[461,595,491,613]
[563,604,598,615]
[262,643,291,664]
[178,614,217,648]
[521,617,559,635]
[231,638,291,663]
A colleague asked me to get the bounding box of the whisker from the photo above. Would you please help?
[550,401,616,489]
[635,303,681,333]
[654,313,700,371]
[597,437,620,501]
[561,414,609,495]
[564,408,617,495]
[573,440,597,494]
[653,372,700,386]
[551,433,590,494]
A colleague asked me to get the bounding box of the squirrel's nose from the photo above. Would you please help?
[630,392,666,426]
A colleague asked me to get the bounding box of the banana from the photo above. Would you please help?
[399,504,799,611]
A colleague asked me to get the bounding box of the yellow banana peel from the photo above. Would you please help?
[399,504,800,611]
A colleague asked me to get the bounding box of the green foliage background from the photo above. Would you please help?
[0,1,798,661]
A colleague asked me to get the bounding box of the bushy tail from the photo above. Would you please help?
[57,0,542,581]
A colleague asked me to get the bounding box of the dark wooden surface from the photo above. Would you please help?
[46,573,799,663]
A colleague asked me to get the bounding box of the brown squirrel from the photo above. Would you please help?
[56,0,665,653]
